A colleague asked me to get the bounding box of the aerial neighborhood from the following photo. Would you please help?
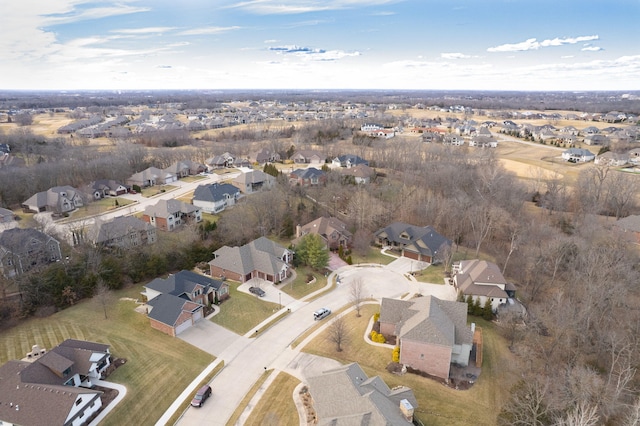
[0,91,639,426]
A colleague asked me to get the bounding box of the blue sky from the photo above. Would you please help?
[1,0,638,91]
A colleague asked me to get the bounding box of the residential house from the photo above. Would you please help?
[443,134,464,146]
[209,236,292,283]
[614,215,640,244]
[374,129,396,139]
[143,199,201,232]
[289,167,327,187]
[469,135,498,148]
[0,339,111,426]
[360,123,383,132]
[594,151,629,166]
[164,160,206,178]
[232,170,276,194]
[206,155,229,170]
[291,149,327,165]
[421,131,443,143]
[584,134,610,146]
[341,164,375,184]
[374,222,451,264]
[331,154,369,168]
[192,183,240,214]
[85,179,127,200]
[452,259,516,312]
[0,228,62,277]
[89,216,156,248]
[126,167,177,188]
[22,186,84,213]
[0,207,15,224]
[307,362,418,425]
[562,148,595,163]
[379,296,474,381]
[142,270,229,336]
[294,216,352,250]
[251,148,281,165]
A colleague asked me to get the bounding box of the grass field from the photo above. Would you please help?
[302,304,517,426]
[350,247,396,265]
[210,282,281,334]
[245,372,300,426]
[279,266,327,299]
[0,285,214,426]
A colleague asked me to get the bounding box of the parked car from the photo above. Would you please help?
[249,286,265,297]
[313,307,331,320]
[191,385,212,407]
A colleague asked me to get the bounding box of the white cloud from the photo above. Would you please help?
[226,0,399,15]
[581,46,603,52]
[441,52,472,59]
[268,44,361,61]
[370,11,396,16]
[112,27,178,34]
[44,4,150,25]
[488,35,599,52]
[178,26,241,36]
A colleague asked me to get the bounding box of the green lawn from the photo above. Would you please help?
[140,184,178,197]
[350,247,396,265]
[60,197,136,222]
[279,267,327,299]
[211,282,281,334]
[0,285,214,426]
[302,304,517,426]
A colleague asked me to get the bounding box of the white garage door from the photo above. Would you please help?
[192,309,203,322]
[175,319,193,335]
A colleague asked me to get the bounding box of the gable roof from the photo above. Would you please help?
[454,259,514,298]
[145,270,224,297]
[0,361,102,426]
[290,167,325,179]
[144,199,198,218]
[23,186,82,210]
[90,216,153,244]
[193,183,240,203]
[146,294,201,327]
[209,236,289,277]
[380,296,473,347]
[375,222,451,258]
[0,228,59,254]
[307,362,417,425]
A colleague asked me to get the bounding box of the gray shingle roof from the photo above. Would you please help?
[454,260,512,299]
[208,236,289,277]
[380,296,472,347]
[375,222,451,258]
[91,216,152,244]
[193,183,239,203]
[146,294,201,326]
[615,215,640,233]
[145,270,223,297]
[307,363,417,426]
[144,199,198,218]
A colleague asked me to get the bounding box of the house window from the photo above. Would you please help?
[76,398,83,406]
[420,354,424,360]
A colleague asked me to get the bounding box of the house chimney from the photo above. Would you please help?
[295,224,302,238]
[399,399,414,422]
[471,323,476,334]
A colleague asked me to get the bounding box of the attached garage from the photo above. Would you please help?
[175,319,193,335]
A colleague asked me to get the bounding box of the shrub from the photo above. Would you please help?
[373,312,380,322]
[392,346,400,363]
[369,330,386,343]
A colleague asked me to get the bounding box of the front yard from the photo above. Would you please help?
[302,304,518,426]
[0,285,214,426]
[210,281,280,334]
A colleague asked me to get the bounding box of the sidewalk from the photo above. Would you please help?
[88,380,128,426]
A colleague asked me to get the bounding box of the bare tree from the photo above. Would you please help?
[349,278,365,317]
[327,316,349,352]
[93,279,113,320]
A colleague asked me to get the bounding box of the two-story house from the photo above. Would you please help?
[143,199,201,232]
[0,228,62,277]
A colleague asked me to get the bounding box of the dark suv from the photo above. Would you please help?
[191,385,212,407]
[249,286,266,297]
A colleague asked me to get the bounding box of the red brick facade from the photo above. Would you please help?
[400,339,452,380]
[210,265,243,282]
[149,318,177,337]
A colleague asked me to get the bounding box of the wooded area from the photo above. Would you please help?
[1,92,639,424]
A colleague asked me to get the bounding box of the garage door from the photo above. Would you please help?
[192,309,203,322]
[175,319,193,335]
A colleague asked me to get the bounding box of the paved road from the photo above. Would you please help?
[33,170,242,243]
[172,261,457,426]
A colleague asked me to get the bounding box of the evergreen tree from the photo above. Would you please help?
[295,234,329,270]
[483,298,494,320]
[472,297,482,316]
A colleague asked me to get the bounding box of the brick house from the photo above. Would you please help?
[143,199,201,232]
[293,216,352,250]
[88,216,156,249]
[142,270,229,336]
[209,236,292,283]
[379,296,473,381]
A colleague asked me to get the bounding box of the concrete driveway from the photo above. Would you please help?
[238,278,296,306]
[178,319,243,357]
